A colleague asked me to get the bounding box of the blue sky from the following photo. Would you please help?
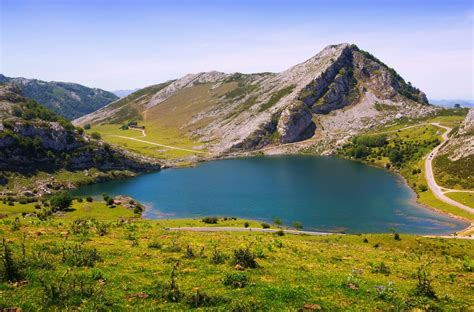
[1,0,473,99]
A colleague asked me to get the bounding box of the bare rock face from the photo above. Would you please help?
[440,108,474,161]
[277,102,315,143]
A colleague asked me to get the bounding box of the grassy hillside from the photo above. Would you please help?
[1,200,473,311]
[337,112,474,220]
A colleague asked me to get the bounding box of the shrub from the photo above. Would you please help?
[94,221,109,236]
[86,196,93,202]
[233,246,257,269]
[1,238,23,282]
[159,262,182,302]
[370,262,391,275]
[275,230,285,236]
[63,244,102,267]
[202,216,218,224]
[418,184,428,192]
[273,218,282,227]
[184,245,195,259]
[84,124,91,130]
[223,272,250,288]
[39,273,100,308]
[76,197,83,203]
[244,222,249,228]
[210,246,226,264]
[261,223,270,229]
[413,264,437,299]
[148,240,162,249]
[70,218,94,235]
[90,132,101,140]
[293,222,303,230]
[49,192,73,211]
[393,233,401,241]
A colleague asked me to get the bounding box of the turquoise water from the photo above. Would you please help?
[72,156,468,234]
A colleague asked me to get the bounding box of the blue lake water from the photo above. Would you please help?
[72,156,468,234]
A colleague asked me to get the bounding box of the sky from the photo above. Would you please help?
[1,0,473,99]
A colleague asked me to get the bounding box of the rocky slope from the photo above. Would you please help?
[75,43,435,156]
[440,108,474,161]
[0,74,118,119]
[0,84,159,173]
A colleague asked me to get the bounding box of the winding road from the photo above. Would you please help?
[424,123,474,213]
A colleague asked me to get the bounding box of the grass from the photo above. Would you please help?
[445,192,474,208]
[85,82,243,161]
[0,201,473,310]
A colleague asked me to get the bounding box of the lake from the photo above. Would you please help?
[73,156,468,234]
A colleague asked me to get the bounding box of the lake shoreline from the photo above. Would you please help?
[72,155,469,236]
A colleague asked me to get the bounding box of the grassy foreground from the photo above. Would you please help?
[1,200,473,311]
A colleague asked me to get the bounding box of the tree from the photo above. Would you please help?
[90,132,101,140]
[454,103,461,108]
[273,218,282,228]
[293,222,303,230]
[388,149,403,165]
[49,191,73,211]
[354,145,369,159]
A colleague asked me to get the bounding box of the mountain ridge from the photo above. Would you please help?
[0,74,118,119]
[74,43,435,158]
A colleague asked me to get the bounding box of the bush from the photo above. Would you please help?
[202,216,218,224]
[370,262,391,275]
[62,243,102,267]
[148,240,162,249]
[184,245,195,259]
[76,197,83,203]
[1,238,23,282]
[86,196,93,202]
[413,264,437,299]
[233,246,257,269]
[223,272,250,288]
[49,192,73,211]
[418,184,428,192]
[244,222,249,228]
[275,230,285,236]
[90,132,101,140]
[293,222,303,230]
[261,223,270,229]
[84,124,91,130]
[210,246,226,264]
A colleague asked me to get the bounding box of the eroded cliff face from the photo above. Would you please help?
[277,102,315,143]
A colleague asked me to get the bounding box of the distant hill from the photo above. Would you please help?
[0,74,118,119]
[429,99,474,108]
[0,84,158,179]
[112,88,140,98]
[75,43,435,156]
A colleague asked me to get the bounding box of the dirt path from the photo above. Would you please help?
[425,123,474,213]
[108,127,206,154]
[166,227,474,239]
[165,227,333,236]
